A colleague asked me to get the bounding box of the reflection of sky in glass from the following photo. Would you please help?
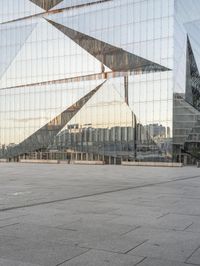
[0,79,104,144]
[49,0,174,68]
[0,19,109,88]
[0,0,42,23]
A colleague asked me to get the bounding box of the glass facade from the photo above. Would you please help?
[173,0,200,164]
[0,0,198,164]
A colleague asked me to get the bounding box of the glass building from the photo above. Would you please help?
[0,0,199,164]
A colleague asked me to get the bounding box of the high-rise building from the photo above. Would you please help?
[0,0,199,164]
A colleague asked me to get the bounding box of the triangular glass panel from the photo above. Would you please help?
[6,81,105,157]
[185,21,200,71]
[0,0,42,23]
[46,19,170,73]
[57,78,163,161]
[186,35,200,111]
[0,21,37,80]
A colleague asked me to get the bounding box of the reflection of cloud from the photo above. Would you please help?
[8,117,49,122]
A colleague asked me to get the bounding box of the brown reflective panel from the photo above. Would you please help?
[186,36,200,111]
[46,19,170,73]
[30,0,63,10]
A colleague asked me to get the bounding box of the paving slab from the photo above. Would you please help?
[62,250,144,266]
[137,257,196,266]
[0,258,40,266]
[78,234,148,254]
[127,227,200,262]
[0,235,88,266]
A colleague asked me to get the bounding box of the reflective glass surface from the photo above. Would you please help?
[174,0,200,163]
[0,0,174,162]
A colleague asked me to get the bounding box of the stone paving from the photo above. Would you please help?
[0,163,200,265]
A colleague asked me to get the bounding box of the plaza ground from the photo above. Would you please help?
[0,163,200,265]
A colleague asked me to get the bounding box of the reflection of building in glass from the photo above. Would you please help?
[0,0,200,164]
[145,124,170,139]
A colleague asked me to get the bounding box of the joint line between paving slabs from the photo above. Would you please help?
[77,246,129,255]
[157,212,170,219]
[183,222,194,231]
[185,244,200,264]
[135,257,147,266]
[0,223,19,229]
[55,248,91,266]
[120,226,141,236]
[125,239,149,254]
